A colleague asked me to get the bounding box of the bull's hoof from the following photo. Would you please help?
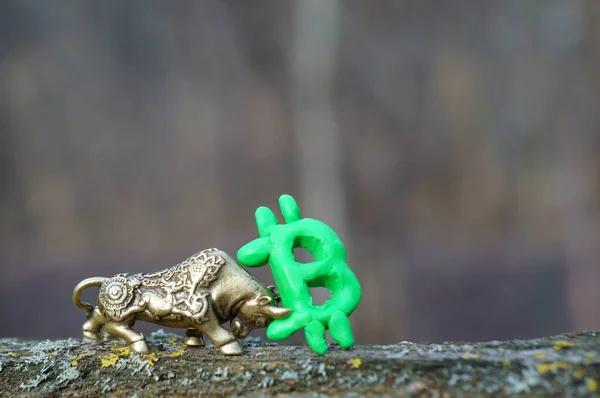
[184,336,205,347]
[82,330,103,341]
[130,339,150,353]
[220,341,243,356]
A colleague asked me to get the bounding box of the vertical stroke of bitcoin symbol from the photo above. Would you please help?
[237,194,362,354]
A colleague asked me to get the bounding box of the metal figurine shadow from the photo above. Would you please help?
[72,248,291,356]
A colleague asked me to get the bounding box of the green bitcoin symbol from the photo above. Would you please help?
[237,194,362,354]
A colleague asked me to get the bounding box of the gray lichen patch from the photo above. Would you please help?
[0,331,599,397]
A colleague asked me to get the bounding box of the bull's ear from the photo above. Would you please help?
[256,295,272,306]
[261,305,292,319]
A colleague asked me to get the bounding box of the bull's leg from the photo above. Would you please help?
[184,328,205,347]
[82,307,106,340]
[201,322,242,356]
[104,322,149,353]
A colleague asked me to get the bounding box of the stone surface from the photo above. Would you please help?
[1,330,599,397]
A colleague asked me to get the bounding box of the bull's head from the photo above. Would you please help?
[230,295,291,338]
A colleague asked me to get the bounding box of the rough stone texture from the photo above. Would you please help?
[1,330,599,397]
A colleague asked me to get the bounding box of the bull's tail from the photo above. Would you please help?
[72,277,107,317]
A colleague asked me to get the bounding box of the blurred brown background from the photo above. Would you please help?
[1,0,599,345]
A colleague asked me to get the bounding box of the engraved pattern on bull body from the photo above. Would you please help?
[99,249,225,323]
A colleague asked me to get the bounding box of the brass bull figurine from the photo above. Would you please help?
[73,248,291,355]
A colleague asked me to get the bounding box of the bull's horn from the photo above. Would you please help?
[261,305,292,319]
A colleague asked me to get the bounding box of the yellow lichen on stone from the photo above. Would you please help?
[553,340,574,350]
[532,353,547,359]
[45,353,56,357]
[112,345,132,356]
[166,349,186,358]
[501,359,511,366]
[461,353,479,360]
[100,345,133,367]
[587,378,598,393]
[6,352,17,357]
[573,368,587,379]
[347,358,362,368]
[586,352,596,359]
[100,353,121,368]
[71,352,90,366]
[537,362,571,375]
[146,353,160,366]
[167,336,179,345]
